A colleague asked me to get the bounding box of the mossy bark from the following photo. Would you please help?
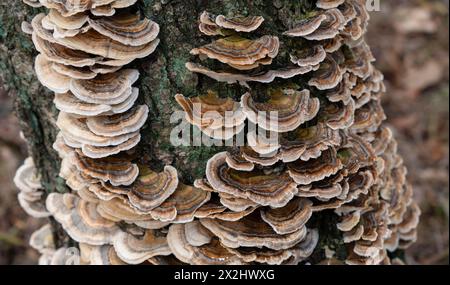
[0,0,345,261]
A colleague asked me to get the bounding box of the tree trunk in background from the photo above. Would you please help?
[1,0,369,261]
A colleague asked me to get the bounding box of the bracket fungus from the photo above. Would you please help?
[19,0,419,266]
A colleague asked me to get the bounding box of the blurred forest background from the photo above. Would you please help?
[0,0,448,265]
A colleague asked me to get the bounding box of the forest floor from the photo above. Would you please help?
[0,0,448,265]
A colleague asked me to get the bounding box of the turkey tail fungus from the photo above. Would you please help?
[16,0,419,265]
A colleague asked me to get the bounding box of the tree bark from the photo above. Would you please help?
[1,0,361,262]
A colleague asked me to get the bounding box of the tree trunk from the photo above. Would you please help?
[1,0,416,264]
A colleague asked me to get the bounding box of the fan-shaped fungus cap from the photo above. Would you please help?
[29,224,55,255]
[35,54,71,93]
[167,223,246,265]
[287,147,343,185]
[112,230,171,264]
[53,28,160,60]
[191,35,279,67]
[32,32,101,68]
[241,89,320,133]
[351,101,386,133]
[316,0,345,9]
[175,92,246,130]
[38,0,138,18]
[73,150,138,186]
[87,245,127,265]
[47,9,88,30]
[14,157,42,193]
[303,9,346,41]
[261,198,313,235]
[103,165,179,212]
[82,133,141,159]
[178,221,213,248]
[46,193,120,245]
[57,112,139,147]
[290,45,327,67]
[206,152,298,208]
[227,229,319,265]
[54,88,139,117]
[214,14,265,32]
[200,211,308,250]
[70,69,139,105]
[279,122,342,163]
[309,55,343,90]
[96,197,153,224]
[219,192,258,212]
[283,13,328,37]
[320,100,356,130]
[185,62,316,87]
[88,12,160,46]
[86,105,148,137]
[150,183,211,223]
[18,192,51,218]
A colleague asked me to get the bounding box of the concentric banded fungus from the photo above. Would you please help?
[113,230,171,264]
[168,223,246,265]
[73,150,139,186]
[175,92,245,132]
[46,193,120,245]
[186,62,316,87]
[101,165,179,212]
[150,183,211,223]
[88,12,160,46]
[191,36,279,68]
[20,0,418,266]
[242,89,320,133]
[279,123,342,162]
[261,198,313,235]
[200,212,308,250]
[206,152,298,208]
[287,148,343,185]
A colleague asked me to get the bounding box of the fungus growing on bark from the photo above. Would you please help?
[241,89,320,133]
[18,0,419,266]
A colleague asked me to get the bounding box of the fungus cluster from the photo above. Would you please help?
[178,0,420,265]
[18,0,419,265]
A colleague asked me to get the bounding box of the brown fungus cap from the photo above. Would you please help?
[70,69,139,105]
[214,14,265,33]
[86,105,148,137]
[101,165,179,212]
[290,45,327,67]
[283,13,328,37]
[260,198,313,235]
[226,229,319,265]
[88,12,160,46]
[168,223,246,265]
[150,183,211,223]
[200,211,308,250]
[309,55,344,90]
[113,230,171,264]
[242,89,320,133]
[73,150,139,186]
[191,35,279,67]
[279,122,342,163]
[175,92,245,130]
[287,147,344,185]
[206,152,298,208]
[46,193,120,245]
[185,62,317,87]
[57,112,140,147]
